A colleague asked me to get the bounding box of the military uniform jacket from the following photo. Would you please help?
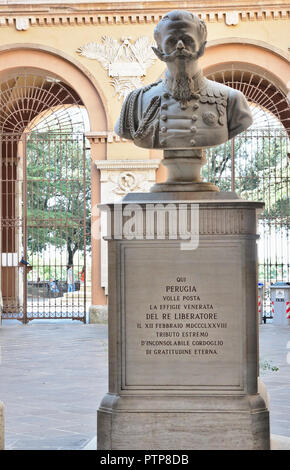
[115,76,253,149]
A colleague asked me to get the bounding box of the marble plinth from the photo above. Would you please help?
[0,401,4,450]
[89,305,108,324]
[97,192,270,450]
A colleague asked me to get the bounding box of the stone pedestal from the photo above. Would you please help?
[151,149,218,193]
[0,401,4,450]
[89,304,108,324]
[97,192,270,450]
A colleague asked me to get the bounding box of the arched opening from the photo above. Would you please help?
[204,65,289,131]
[202,63,289,315]
[0,70,89,134]
[0,69,99,322]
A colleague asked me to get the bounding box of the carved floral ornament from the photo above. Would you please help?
[15,17,30,30]
[77,36,157,100]
[225,12,239,26]
[117,172,138,193]
[109,170,156,196]
[109,171,140,196]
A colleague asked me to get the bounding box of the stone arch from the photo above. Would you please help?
[201,41,290,130]
[0,43,109,132]
[0,71,87,134]
[201,40,289,94]
[0,44,108,315]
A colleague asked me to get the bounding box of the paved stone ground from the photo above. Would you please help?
[259,323,290,439]
[0,321,108,450]
[0,321,289,450]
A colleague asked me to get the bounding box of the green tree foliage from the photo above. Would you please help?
[26,134,91,266]
[204,128,289,226]
[204,128,289,287]
[204,139,239,192]
[234,129,289,226]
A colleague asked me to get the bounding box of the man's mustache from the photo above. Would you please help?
[152,46,199,62]
[163,48,199,62]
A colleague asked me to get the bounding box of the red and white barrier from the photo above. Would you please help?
[258,296,262,316]
[286,301,290,319]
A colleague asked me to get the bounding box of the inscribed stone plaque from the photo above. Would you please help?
[121,242,243,390]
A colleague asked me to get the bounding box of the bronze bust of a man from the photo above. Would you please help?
[115,10,252,150]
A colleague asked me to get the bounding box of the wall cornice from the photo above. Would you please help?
[95,159,161,170]
[0,2,289,28]
[86,131,128,144]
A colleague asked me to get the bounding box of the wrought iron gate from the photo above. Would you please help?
[1,133,88,323]
[204,126,289,313]
[0,129,289,321]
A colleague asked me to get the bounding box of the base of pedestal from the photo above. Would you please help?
[0,401,4,450]
[151,181,219,192]
[97,394,270,450]
[89,304,108,323]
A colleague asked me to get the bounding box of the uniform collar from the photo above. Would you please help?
[163,69,205,96]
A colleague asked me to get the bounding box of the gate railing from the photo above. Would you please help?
[1,132,89,322]
[204,127,289,314]
[1,128,289,321]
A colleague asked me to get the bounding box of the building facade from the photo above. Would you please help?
[0,1,289,324]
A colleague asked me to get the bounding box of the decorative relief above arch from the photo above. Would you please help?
[225,12,239,26]
[77,36,157,100]
[15,17,30,31]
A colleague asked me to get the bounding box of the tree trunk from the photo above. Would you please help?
[67,237,78,266]
[67,241,74,265]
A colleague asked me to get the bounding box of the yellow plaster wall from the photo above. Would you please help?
[0,16,289,160]
[206,20,290,51]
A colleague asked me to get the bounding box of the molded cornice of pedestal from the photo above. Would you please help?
[102,196,264,237]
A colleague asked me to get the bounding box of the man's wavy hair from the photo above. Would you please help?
[154,10,207,53]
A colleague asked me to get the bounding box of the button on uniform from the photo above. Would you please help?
[158,93,203,148]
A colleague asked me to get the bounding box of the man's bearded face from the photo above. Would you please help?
[159,21,202,60]
[156,23,204,102]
